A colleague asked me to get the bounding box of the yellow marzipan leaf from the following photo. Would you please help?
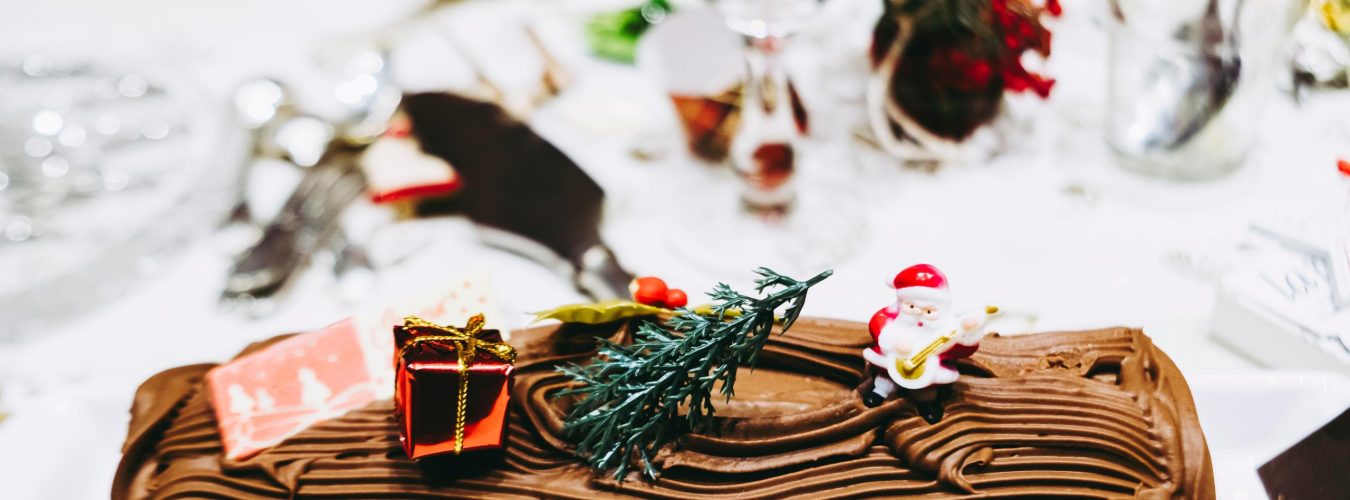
[532,300,669,324]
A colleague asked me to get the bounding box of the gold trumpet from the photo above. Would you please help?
[894,306,998,380]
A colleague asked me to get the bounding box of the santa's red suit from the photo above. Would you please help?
[869,308,980,369]
[865,264,984,398]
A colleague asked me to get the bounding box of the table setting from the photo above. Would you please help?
[1,0,1349,498]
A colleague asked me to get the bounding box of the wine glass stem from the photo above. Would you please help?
[733,36,798,216]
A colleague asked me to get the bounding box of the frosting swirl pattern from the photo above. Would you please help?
[114,319,1213,499]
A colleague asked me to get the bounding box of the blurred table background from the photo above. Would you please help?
[0,0,1348,498]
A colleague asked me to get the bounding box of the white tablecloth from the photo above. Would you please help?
[1,0,1347,498]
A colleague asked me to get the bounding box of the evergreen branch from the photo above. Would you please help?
[555,268,833,481]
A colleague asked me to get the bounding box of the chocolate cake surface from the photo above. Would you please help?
[113,319,1214,499]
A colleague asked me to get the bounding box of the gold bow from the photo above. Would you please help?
[400,314,516,454]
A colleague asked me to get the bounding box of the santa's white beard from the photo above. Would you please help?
[878,314,945,355]
[896,314,926,328]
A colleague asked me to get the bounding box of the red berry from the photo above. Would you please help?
[630,277,669,306]
[665,289,688,308]
[1047,0,1063,17]
[1338,159,1350,176]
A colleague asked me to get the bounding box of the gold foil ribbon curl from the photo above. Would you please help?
[400,314,516,454]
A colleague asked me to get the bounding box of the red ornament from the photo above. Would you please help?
[630,277,670,307]
[393,315,515,460]
[966,61,993,87]
[665,289,689,308]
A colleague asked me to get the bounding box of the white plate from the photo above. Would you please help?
[1189,370,1350,499]
[0,385,129,500]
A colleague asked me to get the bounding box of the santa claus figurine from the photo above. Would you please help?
[861,264,994,423]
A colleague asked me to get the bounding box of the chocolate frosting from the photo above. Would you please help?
[114,319,1214,499]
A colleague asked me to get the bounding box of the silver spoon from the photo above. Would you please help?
[326,49,400,295]
[223,48,401,311]
[332,48,401,145]
[1136,0,1244,151]
[267,115,336,168]
[223,78,294,227]
[233,78,290,131]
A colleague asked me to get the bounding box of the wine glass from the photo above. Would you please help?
[652,0,868,277]
[717,0,818,213]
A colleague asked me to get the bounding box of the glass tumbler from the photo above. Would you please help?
[1106,0,1307,180]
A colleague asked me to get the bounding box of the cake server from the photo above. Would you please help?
[402,92,634,300]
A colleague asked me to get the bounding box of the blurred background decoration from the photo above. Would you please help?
[1291,0,1350,92]
[0,57,241,336]
[868,0,1060,162]
[0,0,1349,497]
[588,0,675,63]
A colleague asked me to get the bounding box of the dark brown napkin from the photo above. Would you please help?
[1258,408,1349,499]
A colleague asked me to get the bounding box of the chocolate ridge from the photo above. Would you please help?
[114,320,1213,499]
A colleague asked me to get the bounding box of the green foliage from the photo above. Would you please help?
[555,267,833,481]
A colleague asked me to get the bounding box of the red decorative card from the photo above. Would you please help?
[205,275,501,460]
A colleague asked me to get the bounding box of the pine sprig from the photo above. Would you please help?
[555,267,833,481]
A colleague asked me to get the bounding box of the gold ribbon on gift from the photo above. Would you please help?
[400,314,517,454]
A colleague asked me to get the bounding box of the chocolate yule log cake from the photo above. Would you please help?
[114,318,1214,499]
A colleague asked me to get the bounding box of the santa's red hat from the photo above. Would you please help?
[890,264,950,303]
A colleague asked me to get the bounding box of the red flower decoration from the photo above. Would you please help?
[988,0,1058,98]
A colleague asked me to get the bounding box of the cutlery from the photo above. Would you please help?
[222,155,366,303]
[223,78,294,228]
[1147,0,1243,150]
[1123,0,1245,151]
[331,229,377,304]
[222,50,400,308]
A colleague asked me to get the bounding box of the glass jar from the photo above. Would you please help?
[1105,0,1307,180]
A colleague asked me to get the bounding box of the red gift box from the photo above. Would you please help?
[206,276,503,461]
[394,315,516,460]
